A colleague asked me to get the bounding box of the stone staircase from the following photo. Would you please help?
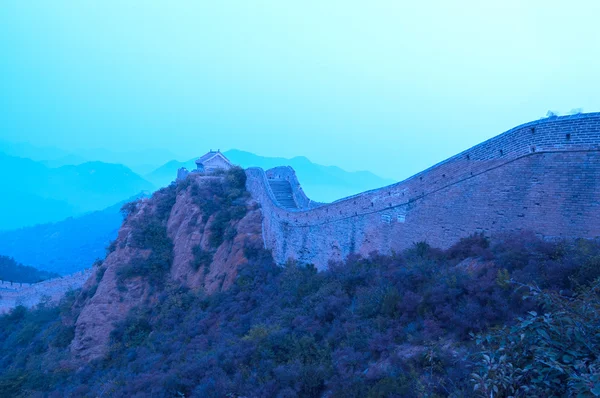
[268,179,298,209]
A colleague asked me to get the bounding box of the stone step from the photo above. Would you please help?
[268,179,299,209]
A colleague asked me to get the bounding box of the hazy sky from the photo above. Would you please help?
[1,1,599,180]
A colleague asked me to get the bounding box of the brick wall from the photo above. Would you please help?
[0,269,92,313]
[246,113,600,269]
[264,166,324,209]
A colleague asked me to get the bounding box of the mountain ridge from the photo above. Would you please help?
[0,152,155,230]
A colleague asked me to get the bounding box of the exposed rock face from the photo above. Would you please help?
[167,177,263,293]
[70,248,150,361]
[71,173,264,361]
[70,201,153,362]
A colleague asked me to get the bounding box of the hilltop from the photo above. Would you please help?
[145,149,395,202]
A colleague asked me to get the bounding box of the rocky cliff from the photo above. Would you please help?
[71,170,263,361]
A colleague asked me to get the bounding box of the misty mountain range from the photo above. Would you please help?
[0,152,153,230]
[0,142,395,230]
[0,198,137,275]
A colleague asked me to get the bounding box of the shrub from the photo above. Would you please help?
[472,280,600,397]
[190,246,214,274]
[111,314,152,349]
[186,168,250,248]
[120,200,139,218]
[226,166,247,190]
[2,233,600,397]
[446,232,491,261]
[51,325,75,348]
[119,197,175,284]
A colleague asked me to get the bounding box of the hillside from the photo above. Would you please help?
[1,230,600,396]
[145,149,395,202]
[70,167,263,361]
[0,196,148,275]
[0,168,599,396]
[0,256,59,283]
[0,153,154,230]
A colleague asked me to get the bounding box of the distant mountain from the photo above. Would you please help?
[225,149,396,202]
[0,139,175,176]
[40,154,87,168]
[0,190,76,231]
[0,195,147,275]
[145,159,197,187]
[146,149,395,202]
[0,140,72,163]
[0,152,154,230]
[0,256,60,283]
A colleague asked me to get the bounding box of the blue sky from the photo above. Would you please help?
[1,1,599,180]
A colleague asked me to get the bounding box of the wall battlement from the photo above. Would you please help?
[246,113,600,268]
[0,269,92,313]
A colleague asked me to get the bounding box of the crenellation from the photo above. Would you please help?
[0,269,93,313]
[246,113,600,269]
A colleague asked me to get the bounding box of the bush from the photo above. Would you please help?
[117,187,178,285]
[226,166,247,190]
[186,168,250,248]
[190,246,214,274]
[51,325,75,348]
[3,233,600,397]
[120,200,139,218]
[472,280,600,397]
[446,232,491,261]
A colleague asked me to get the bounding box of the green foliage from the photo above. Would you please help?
[111,314,152,349]
[225,166,247,190]
[120,200,139,218]
[0,256,59,283]
[186,167,250,248]
[153,185,178,220]
[190,245,214,274]
[496,268,511,289]
[0,295,78,397]
[51,324,75,348]
[117,187,176,285]
[2,233,600,397]
[471,281,600,397]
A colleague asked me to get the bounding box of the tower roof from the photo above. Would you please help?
[195,150,232,166]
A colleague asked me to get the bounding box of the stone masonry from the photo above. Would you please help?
[0,269,92,313]
[246,113,600,270]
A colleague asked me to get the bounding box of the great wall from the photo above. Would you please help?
[0,269,92,314]
[246,112,600,269]
[2,113,599,313]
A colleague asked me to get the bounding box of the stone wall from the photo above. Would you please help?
[0,269,92,313]
[246,113,600,269]
[264,166,324,209]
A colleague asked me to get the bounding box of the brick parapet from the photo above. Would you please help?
[0,269,92,313]
[246,113,600,267]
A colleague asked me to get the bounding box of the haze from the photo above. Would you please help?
[1,0,599,180]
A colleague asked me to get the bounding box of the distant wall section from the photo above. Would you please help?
[0,269,92,313]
